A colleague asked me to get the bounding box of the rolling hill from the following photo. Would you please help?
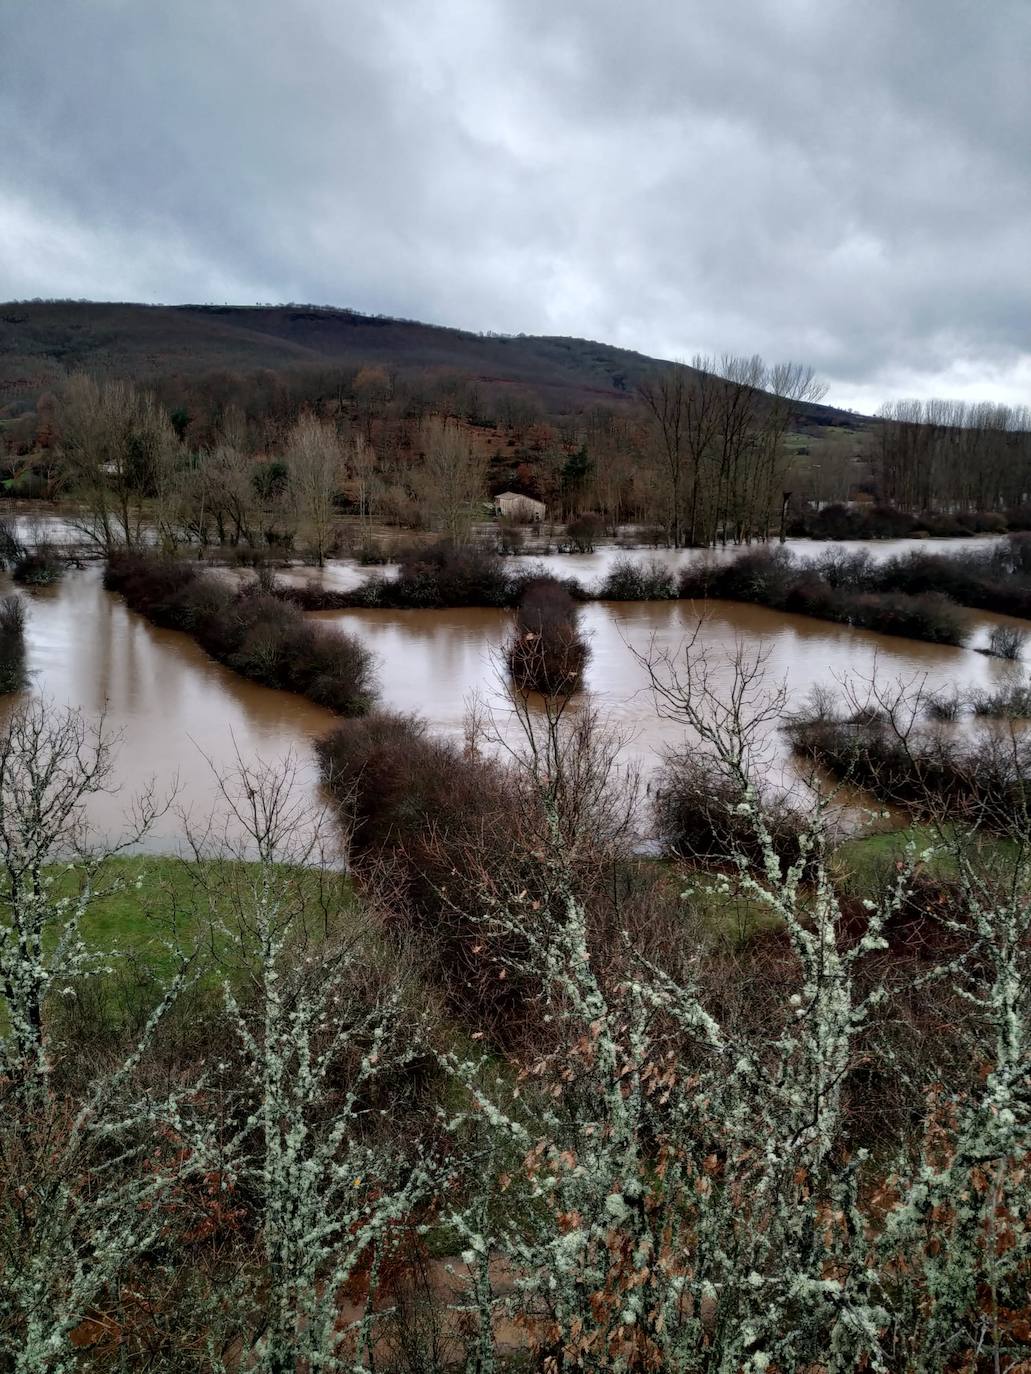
[0,300,863,430]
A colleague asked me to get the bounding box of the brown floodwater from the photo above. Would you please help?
[0,567,339,855]
[1,562,1026,852]
[314,596,1026,785]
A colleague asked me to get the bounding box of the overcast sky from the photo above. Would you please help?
[2,0,1028,411]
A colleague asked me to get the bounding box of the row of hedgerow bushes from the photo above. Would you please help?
[678,546,969,644]
[786,501,1031,540]
[105,556,377,715]
[278,540,574,611]
[276,538,1031,650]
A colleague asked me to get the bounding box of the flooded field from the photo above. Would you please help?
[2,554,1023,851]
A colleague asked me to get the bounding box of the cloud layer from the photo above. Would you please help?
[2,0,1028,409]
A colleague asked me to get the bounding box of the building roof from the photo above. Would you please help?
[494,490,545,505]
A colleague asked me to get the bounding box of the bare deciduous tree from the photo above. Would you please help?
[285,412,343,565]
[57,374,179,555]
[415,417,486,544]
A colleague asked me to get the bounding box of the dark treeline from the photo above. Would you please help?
[877,399,1031,512]
[787,500,1029,540]
[104,555,377,714]
[7,340,1031,557]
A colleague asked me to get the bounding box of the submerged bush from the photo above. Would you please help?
[105,555,377,715]
[786,705,1030,824]
[924,687,964,721]
[969,680,1031,718]
[597,555,676,600]
[389,539,514,607]
[508,577,590,695]
[988,623,1027,659]
[12,545,64,586]
[678,546,968,645]
[0,595,26,693]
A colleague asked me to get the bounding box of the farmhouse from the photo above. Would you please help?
[493,491,546,523]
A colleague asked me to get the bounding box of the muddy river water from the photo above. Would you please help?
[2,543,1026,852]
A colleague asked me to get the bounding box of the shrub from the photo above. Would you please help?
[988,623,1026,660]
[843,591,966,645]
[495,518,525,555]
[316,713,540,1035]
[924,688,964,721]
[597,555,676,601]
[354,537,391,565]
[810,547,874,588]
[565,512,604,553]
[969,681,1031,718]
[389,539,515,608]
[679,546,796,605]
[508,577,590,695]
[0,595,26,694]
[12,546,64,586]
[654,752,814,878]
[786,707,1030,825]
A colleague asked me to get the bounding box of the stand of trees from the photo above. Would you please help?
[638,355,827,547]
[9,359,1031,564]
[877,399,1031,513]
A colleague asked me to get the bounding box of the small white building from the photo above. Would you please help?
[493,491,546,523]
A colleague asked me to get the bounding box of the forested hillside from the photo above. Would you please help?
[0,300,859,428]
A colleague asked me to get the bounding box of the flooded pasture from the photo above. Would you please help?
[2,546,1023,851]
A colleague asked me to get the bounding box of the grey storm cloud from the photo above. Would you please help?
[1,0,1028,410]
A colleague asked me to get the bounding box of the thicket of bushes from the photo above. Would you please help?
[786,704,1030,824]
[507,577,590,695]
[105,555,377,715]
[315,712,542,1036]
[653,751,816,878]
[868,535,1031,619]
[787,501,1021,540]
[679,546,968,645]
[596,554,676,600]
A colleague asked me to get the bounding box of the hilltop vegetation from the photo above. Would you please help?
[0,299,859,425]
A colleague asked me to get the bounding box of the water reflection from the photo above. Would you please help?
[1,567,338,855]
